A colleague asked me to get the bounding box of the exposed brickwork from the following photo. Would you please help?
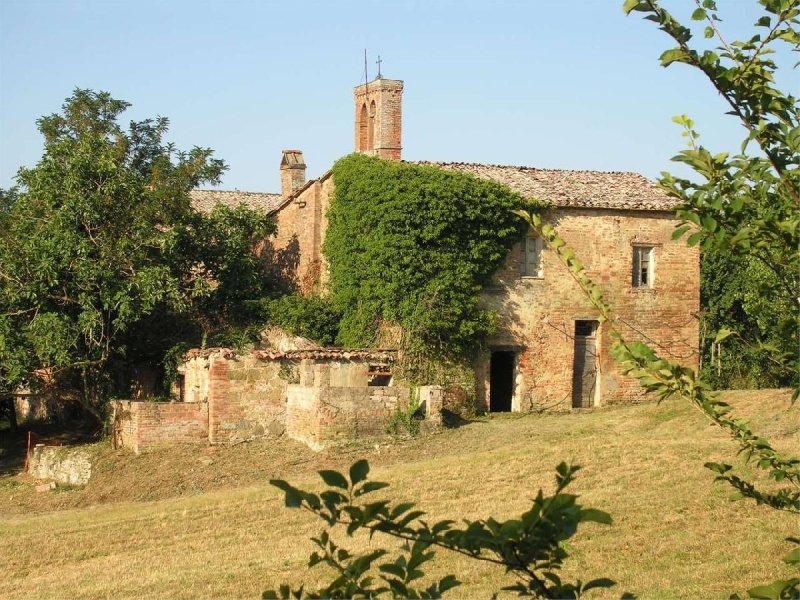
[206,354,287,444]
[111,400,209,454]
[476,207,700,411]
[354,78,403,161]
[266,174,331,293]
[280,150,306,198]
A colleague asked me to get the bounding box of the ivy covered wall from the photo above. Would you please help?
[324,154,531,363]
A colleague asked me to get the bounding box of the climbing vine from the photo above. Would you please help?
[325,154,535,376]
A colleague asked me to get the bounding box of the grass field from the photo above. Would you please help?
[1,389,798,599]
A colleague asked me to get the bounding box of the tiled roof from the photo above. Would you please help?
[413,161,678,211]
[252,348,397,361]
[190,189,284,214]
[183,347,398,362]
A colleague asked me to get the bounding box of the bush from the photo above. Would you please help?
[269,295,342,347]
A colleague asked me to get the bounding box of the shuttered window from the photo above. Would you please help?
[520,236,543,278]
[632,246,654,288]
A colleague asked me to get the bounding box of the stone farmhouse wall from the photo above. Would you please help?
[270,173,699,412]
[476,207,700,412]
[111,400,208,454]
[269,174,335,294]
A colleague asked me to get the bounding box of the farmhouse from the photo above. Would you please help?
[113,74,699,452]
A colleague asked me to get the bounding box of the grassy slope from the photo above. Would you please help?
[1,389,798,599]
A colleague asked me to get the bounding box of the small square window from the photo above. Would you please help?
[632,246,654,288]
[520,236,543,278]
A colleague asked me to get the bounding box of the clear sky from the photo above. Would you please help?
[1,0,796,193]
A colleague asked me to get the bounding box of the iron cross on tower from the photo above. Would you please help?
[376,54,383,79]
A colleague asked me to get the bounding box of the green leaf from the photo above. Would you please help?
[582,578,616,592]
[318,470,349,490]
[692,7,707,20]
[671,224,692,240]
[660,48,690,67]
[686,232,703,246]
[349,460,370,485]
[714,328,734,343]
[622,0,646,15]
[747,579,800,600]
[438,575,461,593]
[285,489,302,508]
[783,546,800,565]
[379,563,406,578]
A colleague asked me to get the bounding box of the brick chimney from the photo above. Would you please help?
[280,150,306,198]
[354,77,403,161]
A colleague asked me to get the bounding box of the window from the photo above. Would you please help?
[520,236,543,277]
[632,246,654,288]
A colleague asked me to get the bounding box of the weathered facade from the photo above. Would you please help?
[181,74,698,419]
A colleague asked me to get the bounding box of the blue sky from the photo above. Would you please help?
[1,0,796,192]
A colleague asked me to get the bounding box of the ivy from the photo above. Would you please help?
[325,154,535,368]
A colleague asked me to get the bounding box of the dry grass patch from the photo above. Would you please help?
[0,389,797,599]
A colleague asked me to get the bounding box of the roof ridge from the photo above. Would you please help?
[192,189,281,195]
[410,160,648,178]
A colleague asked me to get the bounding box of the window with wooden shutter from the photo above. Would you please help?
[520,236,543,278]
[632,246,654,288]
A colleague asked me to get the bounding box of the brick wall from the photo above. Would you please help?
[477,207,700,411]
[354,78,403,161]
[267,175,329,294]
[207,354,287,444]
[111,400,208,454]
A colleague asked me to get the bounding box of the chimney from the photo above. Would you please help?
[280,150,306,198]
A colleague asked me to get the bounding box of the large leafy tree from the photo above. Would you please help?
[0,90,274,418]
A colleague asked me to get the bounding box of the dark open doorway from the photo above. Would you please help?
[489,351,514,412]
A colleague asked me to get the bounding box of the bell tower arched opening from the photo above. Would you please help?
[353,77,403,161]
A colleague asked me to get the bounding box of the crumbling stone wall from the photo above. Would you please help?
[285,356,413,450]
[479,207,700,412]
[28,444,94,485]
[206,354,287,444]
[111,400,208,454]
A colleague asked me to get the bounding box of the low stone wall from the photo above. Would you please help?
[112,400,208,454]
[206,354,287,444]
[28,444,93,485]
[285,357,421,450]
[287,384,412,450]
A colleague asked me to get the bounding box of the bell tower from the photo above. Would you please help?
[354,76,403,161]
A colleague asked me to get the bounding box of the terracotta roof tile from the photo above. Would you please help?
[190,189,284,214]
[183,347,398,362]
[412,161,678,211]
[252,348,397,361]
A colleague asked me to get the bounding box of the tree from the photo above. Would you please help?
[0,89,274,418]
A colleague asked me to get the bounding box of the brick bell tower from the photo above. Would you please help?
[354,75,403,161]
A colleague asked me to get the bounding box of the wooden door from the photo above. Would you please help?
[572,321,598,408]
